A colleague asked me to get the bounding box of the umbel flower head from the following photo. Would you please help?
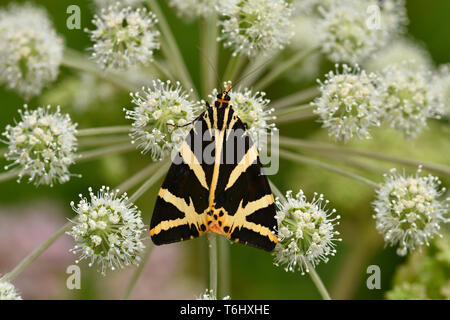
[87,4,160,70]
[125,80,200,160]
[364,37,433,73]
[2,105,78,187]
[196,289,231,300]
[379,62,439,139]
[218,0,293,56]
[317,0,403,64]
[373,167,449,256]
[68,186,146,275]
[312,64,381,142]
[210,85,276,149]
[274,190,341,274]
[169,0,219,19]
[0,4,63,98]
[0,280,22,300]
[432,64,450,117]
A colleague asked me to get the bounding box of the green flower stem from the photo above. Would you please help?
[254,47,320,90]
[278,136,450,176]
[208,233,218,295]
[122,241,154,300]
[116,161,161,193]
[274,104,313,117]
[270,87,319,109]
[219,237,231,298]
[77,126,131,137]
[201,14,219,97]
[238,53,278,88]
[223,54,245,84]
[151,59,176,81]
[1,222,72,282]
[147,0,197,98]
[78,143,136,162]
[61,49,135,91]
[268,179,333,300]
[275,109,316,124]
[305,261,332,300]
[279,149,379,188]
[129,161,170,203]
[0,168,20,183]
[330,222,382,299]
[78,135,130,148]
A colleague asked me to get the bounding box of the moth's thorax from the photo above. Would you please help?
[214,91,231,108]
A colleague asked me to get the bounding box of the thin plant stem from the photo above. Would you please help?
[219,237,230,298]
[278,136,450,176]
[255,47,320,90]
[77,126,131,137]
[270,87,319,109]
[122,241,154,300]
[223,54,244,83]
[147,0,197,98]
[268,179,333,300]
[78,143,135,162]
[78,135,130,148]
[1,222,72,282]
[279,149,378,188]
[116,161,161,193]
[208,234,218,295]
[275,110,316,124]
[268,179,284,200]
[151,59,176,81]
[0,168,20,183]
[201,14,218,96]
[306,261,332,300]
[129,161,170,202]
[274,104,313,117]
[238,53,278,88]
[62,49,135,91]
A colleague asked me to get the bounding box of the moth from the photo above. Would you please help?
[149,83,278,251]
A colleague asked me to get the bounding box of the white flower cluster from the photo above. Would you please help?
[196,289,231,300]
[274,190,341,274]
[0,280,22,300]
[218,0,293,56]
[432,64,450,117]
[68,186,146,275]
[0,4,63,98]
[379,63,439,139]
[210,85,276,149]
[317,0,406,64]
[312,64,381,141]
[2,105,78,187]
[87,4,160,70]
[364,37,433,73]
[169,0,219,19]
[125,80,200,160]
[373,168,449,256]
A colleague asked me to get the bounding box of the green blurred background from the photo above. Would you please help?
[0,0,449,300]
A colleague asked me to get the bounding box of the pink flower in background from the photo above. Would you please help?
[0,202,73,299]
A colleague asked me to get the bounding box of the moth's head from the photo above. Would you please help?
[215,82,232,107]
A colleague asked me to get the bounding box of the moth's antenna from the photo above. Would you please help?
[225,55,275,91]
[196,45,221,92]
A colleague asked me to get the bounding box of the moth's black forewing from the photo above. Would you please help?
[150,111,211,245]
[218,113,277,251]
